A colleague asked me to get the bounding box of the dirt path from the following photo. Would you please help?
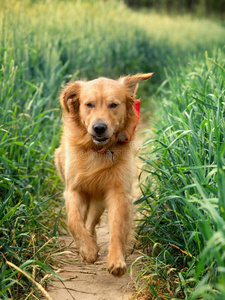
[47,214,139,300]
[46,124,149,300]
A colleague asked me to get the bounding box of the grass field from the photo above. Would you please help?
[135,51,225,299]
[0,0,225,298]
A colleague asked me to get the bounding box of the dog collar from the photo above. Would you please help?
[117,99,140,144]
[92,100,140,163]
[134,99,141,121]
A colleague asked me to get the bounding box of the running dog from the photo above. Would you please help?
[55,73,153,276]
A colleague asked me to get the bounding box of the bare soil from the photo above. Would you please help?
[47,214,140,300]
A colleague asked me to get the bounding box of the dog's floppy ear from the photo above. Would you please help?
[118,73,153,97]
[60,81,82,113]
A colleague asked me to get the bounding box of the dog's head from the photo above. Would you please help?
[60,73,153,147]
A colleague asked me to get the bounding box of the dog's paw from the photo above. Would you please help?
[107,257,127,277]
[79,240,100,263]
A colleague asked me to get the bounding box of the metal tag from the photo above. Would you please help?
[118,132,127,142]
[106,150,114,163]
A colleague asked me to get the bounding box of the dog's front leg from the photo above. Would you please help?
[106,188,133,277]
[64,189,99,263]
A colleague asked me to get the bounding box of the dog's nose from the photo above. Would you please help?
[92,122,107,136]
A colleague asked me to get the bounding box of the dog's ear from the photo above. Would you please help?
[118,73,153,97]
[60,82,82,113]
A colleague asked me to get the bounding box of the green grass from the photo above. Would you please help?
[135,50,225,299]
[0,46,64,299]
[0,0,225,298]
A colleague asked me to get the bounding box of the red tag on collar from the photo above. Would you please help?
[134,100,140,128]
[134,100,140,117]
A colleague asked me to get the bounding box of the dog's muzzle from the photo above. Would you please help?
[92,122,110,144]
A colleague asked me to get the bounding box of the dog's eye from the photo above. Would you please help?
[86,103,95,108]
[109,103,118,109]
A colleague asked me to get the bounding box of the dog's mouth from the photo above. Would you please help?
[92,136,110,145]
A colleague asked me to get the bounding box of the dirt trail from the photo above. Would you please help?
[47,125,149,300]
[47,215,139,300]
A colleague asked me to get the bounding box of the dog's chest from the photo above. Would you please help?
[67,151,117,194]
[65,145,133,195]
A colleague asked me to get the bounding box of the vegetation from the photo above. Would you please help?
[136,51,225,299]
[124,0,225,16]
[0,0,224,298]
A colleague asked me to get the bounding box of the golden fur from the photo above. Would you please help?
[55,73,153,277]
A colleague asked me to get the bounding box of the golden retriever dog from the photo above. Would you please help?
[55,73,153,277]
